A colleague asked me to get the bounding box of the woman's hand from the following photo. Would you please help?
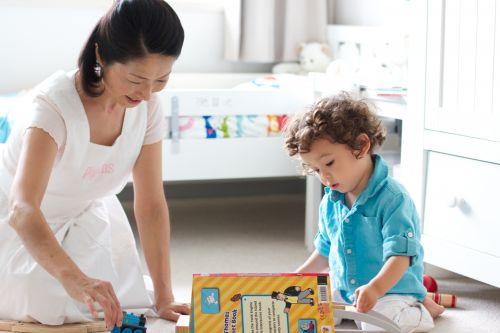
[353,284,382,313]
[60,272,123,330]
[156,298,191,322]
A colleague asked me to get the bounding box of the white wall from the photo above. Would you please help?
[0,2,272,94]
[0,0,412,93]
[170,3,272,74]
[0,4,103,93]
[333,0,411,27]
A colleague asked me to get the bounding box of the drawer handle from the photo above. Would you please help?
[447,196,464,208]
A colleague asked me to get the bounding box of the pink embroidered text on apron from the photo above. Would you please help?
[83,163,115,181]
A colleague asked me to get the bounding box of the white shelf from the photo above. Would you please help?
[309,73,406,120]
[371,100,406,120]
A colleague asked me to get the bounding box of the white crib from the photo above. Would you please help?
[158,73,314,182]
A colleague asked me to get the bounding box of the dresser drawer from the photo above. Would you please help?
[424,152,500,257]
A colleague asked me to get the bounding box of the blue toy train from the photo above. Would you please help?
[111,312,147,333]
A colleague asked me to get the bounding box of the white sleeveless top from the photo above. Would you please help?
[0,71,163,324]
[0,70,164,220]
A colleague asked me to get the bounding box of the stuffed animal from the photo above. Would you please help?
[298,42,333,73]
[272,42,333,75]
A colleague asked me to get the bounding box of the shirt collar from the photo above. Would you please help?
[326,154,389,207]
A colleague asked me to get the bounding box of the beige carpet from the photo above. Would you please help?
[127,194,500,332]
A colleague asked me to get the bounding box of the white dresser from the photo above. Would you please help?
[402,0,500,287]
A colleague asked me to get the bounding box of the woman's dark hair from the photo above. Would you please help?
[78,0,184,97]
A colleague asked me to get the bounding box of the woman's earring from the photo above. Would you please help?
[94,62,103,79]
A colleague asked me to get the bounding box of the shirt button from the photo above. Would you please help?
[350,279,356,285]
[408,232,414,238]
[345,218,350,223]
[346,249,352,254]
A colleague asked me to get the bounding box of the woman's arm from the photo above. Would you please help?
[132,141,189,321]
[9,128,122,329]
[295,250,330,273]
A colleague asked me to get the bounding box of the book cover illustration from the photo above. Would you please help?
[190,273,334,333]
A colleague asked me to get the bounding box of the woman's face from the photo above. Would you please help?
[100,53,175,107]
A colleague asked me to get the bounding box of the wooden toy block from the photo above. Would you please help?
[175,315,189,333]
[427,292,457,308]
[0,321,16,331]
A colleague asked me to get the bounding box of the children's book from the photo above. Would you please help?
[190,273,334,333]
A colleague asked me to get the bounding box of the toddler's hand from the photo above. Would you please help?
[353,284,381,313]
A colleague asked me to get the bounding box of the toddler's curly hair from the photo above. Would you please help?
[284,93,386,158]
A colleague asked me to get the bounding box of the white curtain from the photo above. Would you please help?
[224,0,330,62]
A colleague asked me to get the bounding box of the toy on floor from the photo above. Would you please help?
[0,320,106,333]
[176,272,405,333]
[190,273,334,331]
[422,274,457,307]
[111,312,146,333]
[423,274,438,292]
[176,304,403,333]
[427,292,457,308]
[175,315,190,333]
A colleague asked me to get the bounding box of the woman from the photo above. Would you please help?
[0,0,189,329]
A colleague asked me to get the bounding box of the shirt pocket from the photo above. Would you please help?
[355,215,383,263]
[359,215,382,236]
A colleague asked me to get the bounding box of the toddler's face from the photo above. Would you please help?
[299,138,369,195]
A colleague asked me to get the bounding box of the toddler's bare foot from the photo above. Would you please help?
[423,297,445,318]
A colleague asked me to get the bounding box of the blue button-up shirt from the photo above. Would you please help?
[314,155,427,303]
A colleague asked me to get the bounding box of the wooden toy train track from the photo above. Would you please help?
[0,320,107,333]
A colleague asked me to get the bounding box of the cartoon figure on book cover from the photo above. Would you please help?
[271,286,315,313]
[201,288,220,314]
[299,319,317,333]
